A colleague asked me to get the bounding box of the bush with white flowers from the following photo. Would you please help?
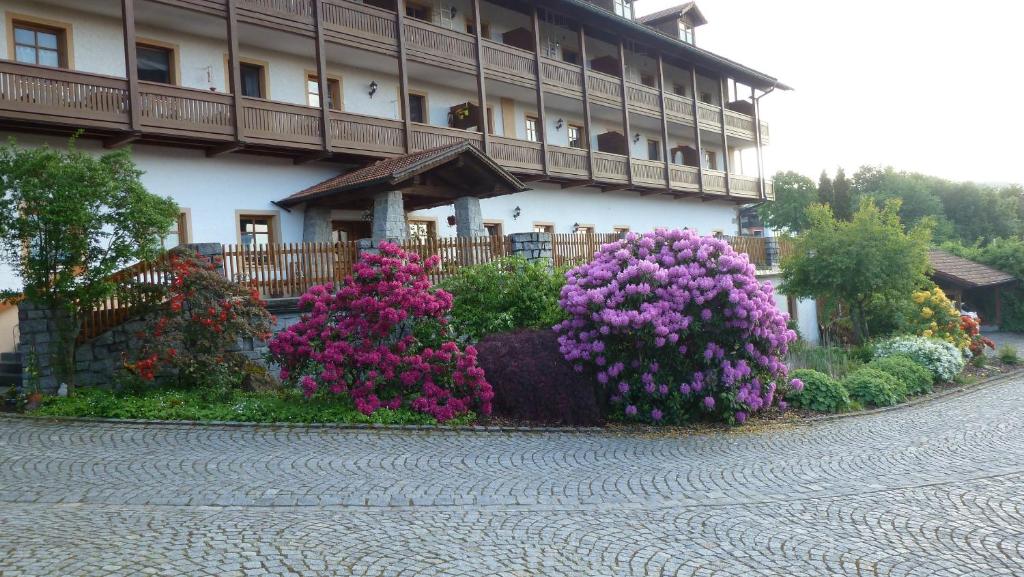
[873,336,965,383]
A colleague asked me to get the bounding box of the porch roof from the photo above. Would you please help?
[278,142,528,211]
[929,250,1017,289]
[637,3,708,27]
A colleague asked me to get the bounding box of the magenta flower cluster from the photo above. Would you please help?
[268,243,493,422]
[555,229,799,424]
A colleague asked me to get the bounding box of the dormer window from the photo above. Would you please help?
[680,23,695,44]
[613,0,634,20]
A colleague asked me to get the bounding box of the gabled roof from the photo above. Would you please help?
[278,142,527,208]
[637,2,708,27]
[928,250,1017,288]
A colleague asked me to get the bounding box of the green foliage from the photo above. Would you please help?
[998,345,1020,365]
[0,138,178,389]
[786,368,851,413]
[786,342,863,379]
[781,199,932,344]
[867,355,933,396]
[757,171,818,233]
[30,385,476,426]
[439,256,567,341]
[842,367,907,407]
[852,167,946,231]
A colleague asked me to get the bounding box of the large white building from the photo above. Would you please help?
[0,0,818,341]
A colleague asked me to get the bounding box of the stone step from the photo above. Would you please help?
[0,352,21,364]
[0,362,21,375]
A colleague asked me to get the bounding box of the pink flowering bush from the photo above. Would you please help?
[268,243,493,422]
[555,229,800,425]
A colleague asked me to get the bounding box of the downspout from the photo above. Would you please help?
[752,85,776,200]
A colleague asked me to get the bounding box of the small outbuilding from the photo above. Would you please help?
[928,250,1017,327]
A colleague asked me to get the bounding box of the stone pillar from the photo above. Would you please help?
[454,196,486,238]
[509,232,553,266]
[16,301,61,394]
[371,190,407,240]
[765,237,780,269]
[302,205,333,243]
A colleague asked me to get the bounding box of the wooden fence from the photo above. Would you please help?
[79,233,790,342]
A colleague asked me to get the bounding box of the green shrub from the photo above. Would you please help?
[786,342,863,379]
[998,345,1020,365]
[842,367,907,407]
[439,257,567,341]
[867,355,933,396]
[786,368,851,413]
[873,336,966,383]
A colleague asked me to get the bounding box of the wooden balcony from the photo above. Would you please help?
[0,59,772,201]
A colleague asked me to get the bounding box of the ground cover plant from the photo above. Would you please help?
[556,229,800,425]
[269,243,492,423]
[873,336,966,383]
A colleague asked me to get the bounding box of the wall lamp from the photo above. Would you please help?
[572,222,581,233]
[368,80,379,98]
[513,206,522,220]
[633,133,642,144]
[555,118,564,130]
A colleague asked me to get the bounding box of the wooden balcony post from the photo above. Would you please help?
[226,0,244,144]
[120,0,141,134]
[312,0,330,153]
[751,85,765,199]
[618,41,633,187]
[396,0,412,153]
[690,64,704,195]
[657,54,671,192]
[471,0,489,153]
[530,6,549,175]
[579,25,595,181]
[719,75,731,196]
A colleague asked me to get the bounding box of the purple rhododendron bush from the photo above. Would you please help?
[556,229,801,425]
[268,243,493,423]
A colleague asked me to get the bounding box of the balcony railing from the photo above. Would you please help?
[0,59,772,199]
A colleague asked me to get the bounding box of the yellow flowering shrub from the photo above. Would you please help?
[910,288,969,351]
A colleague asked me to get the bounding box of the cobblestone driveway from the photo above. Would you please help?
[2,376,1024,576]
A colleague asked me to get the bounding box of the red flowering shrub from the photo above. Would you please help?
[128,251,274,387]
[961,315,995,358]
[268,243,492,422]
[475,329,604,426]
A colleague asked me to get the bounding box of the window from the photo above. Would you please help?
[640,73,656,88]
[405,1,431,22]
[533,223,554,234]
[702,149,718,170]
[239,215,274,246]
[575,224,595,235]
[162,211,190,248]
[307,74,341,110]
[613,226,630,235]
[486,107,495,135]
[13,20,67,68]
[408,219,436,243]
[408,93,427,123]
[568,125,585,149]
[679,24,695,44]
[137,43,175,84]
[700,91,714,104]
[613,0,633,19]
[672,83,686,96]
[484,221,504,237]
[525,115,540,143]
[647,139,661,161]
[466,19,490,38]
[239,62,266,98]
[562,48,580,65]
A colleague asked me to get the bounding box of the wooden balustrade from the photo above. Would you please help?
[725,235,768,268]
[237,0,312,18]
[241,98,323,148]
[592,151,629,183]
[488,136,543,172]
[551,233,621,267]
[79,254,173,343]
[320,0,398,54]
[540,57,583,97]
[631,158,666,186]
[403,19,477,72]
[663,93,694,123]
[138,81,234,138]
[669,164,700,191]
[703,168,727,192]
[330,110,404,155]
[729,174,760,198]
[626,81,661,116]
[482,40,536,86]
[409,123,483,152]
[696,101,722,128]
[0,61,129,129]
[724,109,755,139]
[223,241,359,298]
[586,70,623,106]
[547,145,589,178]
[398,235,511,284]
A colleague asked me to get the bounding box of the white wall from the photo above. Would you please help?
[763,273,820,345]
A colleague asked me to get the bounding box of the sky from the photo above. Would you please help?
[635,0,1024,185]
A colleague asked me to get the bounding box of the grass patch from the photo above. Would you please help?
[30,386,476,427]
[786,342,865,380]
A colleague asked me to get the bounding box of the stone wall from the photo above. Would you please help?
[508,232,553,265]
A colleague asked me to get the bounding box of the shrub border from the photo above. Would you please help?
[5,368,1022,434]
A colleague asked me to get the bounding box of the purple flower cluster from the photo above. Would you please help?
[554,229,797,424]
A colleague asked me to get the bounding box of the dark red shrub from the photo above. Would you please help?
[475,329,605,427]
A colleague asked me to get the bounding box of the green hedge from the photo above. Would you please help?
[867,355,933,396]
[842,368,907,408]
[786,368,851,413]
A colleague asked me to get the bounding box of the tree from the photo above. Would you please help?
[780,199,932,344]
[817,170,834,207]
[852,166,944,229]
[831,167,854,221]
[757,171,818,233]
[0,138,178,392]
